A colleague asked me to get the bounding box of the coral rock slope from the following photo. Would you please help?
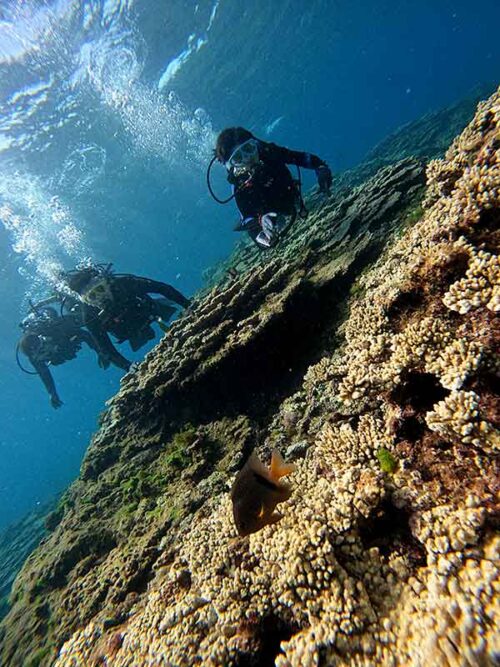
[1,90,499,667]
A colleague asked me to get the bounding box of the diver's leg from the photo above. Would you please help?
[129,325,155,352]
[234,216,259,232]
[152,298,176,323]
[86,319,131,371]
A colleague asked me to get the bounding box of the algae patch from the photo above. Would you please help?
[376,447,397,473]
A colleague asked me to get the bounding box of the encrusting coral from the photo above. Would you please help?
[50,89,500,666]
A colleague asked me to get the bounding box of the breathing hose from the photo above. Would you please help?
[206,156,237,204]
[15,343,39,375]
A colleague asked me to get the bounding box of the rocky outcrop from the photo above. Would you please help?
[1,89,498,667]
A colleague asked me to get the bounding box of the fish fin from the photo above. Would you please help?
[277,482,292,502]
[248,450,274,481]
[270,449,297,481]
[266,511,283,527]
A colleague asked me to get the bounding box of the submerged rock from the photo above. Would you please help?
[1,88,499,667]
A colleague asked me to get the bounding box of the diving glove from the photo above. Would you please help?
[316,165,332,194]
[51,395,63,409]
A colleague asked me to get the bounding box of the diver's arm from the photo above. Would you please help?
[31,357,62,408]
[132,277,191,308]
[36,362,62,408]
[84,317,131,371]
[262,141,332,192]
[18,335,62,407]
[262,141,326,169]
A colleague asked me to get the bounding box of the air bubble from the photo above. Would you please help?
[58,144,107,194]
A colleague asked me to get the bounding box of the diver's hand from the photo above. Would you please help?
[98,354,111,369]
[316,165,332,194]
[50,395,63,409]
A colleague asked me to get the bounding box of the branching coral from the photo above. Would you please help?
[426,390,499,451]
[425,338,483,391]
[393,533,499,667]
[443,248,500,314]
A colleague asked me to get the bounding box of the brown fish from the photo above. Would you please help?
[231,449,296,536]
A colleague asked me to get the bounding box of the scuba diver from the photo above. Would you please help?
[17,304,107,409]
[207,127,333,249]
[60,264,191,371]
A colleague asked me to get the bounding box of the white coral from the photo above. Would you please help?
[426,390,498,450]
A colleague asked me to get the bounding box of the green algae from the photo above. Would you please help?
[164,445,191,470]
[25,646,53,667]
[168,505,183,523]
[8,585,22,605]
[116,501,138,519]
[377,447,397,473]
[31,576,49,596]
[115,426,208,517]
[45,492,74,532]
[349,279,366,299]
[404,202,424,225]
[163,425,219,470]
[165,426,197,465]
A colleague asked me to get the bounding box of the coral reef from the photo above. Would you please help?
[1,89,499,667]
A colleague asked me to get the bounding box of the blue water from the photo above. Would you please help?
[0,0,498,530]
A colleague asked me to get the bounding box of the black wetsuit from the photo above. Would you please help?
[19,314,100,406]
[229,140,327,219]
[81,275,190,368]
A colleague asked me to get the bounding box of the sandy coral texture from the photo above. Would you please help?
[0,90,498,667]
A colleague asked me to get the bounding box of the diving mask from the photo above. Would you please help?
[226,139,260,169]
[81,277,113,309]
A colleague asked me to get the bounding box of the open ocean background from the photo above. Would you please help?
[0,0,499,530]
